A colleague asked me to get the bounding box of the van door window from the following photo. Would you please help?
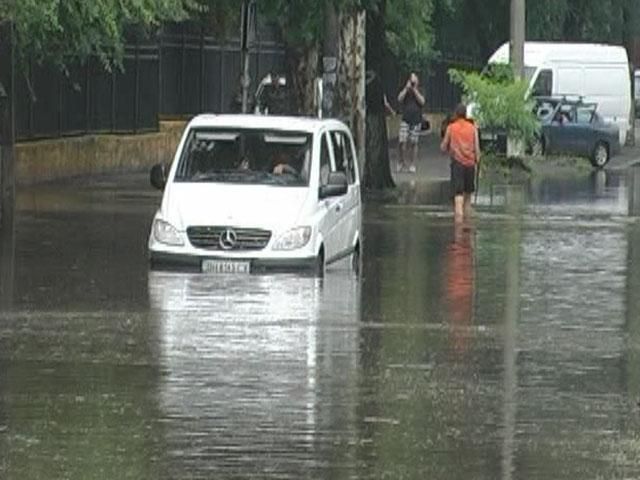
[532,69,553,96]
[329,131,356,185]
[319,133,333,186]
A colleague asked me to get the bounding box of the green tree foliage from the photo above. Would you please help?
[433,0,640,62]
[449,66,539,144]
[258,0,328,47]
[256,0,434,68]
[0,0,199,70]
[383,0,435,67]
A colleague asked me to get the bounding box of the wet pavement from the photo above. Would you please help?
[1,167,640,479]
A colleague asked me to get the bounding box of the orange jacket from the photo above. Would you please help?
[442,119,479,167]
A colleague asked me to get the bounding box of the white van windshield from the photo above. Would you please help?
[174,128,312,186]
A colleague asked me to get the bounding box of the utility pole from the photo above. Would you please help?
[240,0,255,113]
[0,21,15,309]
[510,0,525,79]
[0,21,15,227]
[508,0,525,157]
[322,0,339,118]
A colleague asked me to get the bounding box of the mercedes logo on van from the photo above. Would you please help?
[219,228,238,250]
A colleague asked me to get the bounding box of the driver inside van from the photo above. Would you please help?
[272,151,297,175]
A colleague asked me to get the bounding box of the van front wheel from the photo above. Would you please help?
[314,249,325,277]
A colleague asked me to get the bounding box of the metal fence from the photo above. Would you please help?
[14,23,286,142]
[160,23,286,116]
[15,38,160,141]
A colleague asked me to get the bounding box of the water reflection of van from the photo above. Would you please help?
[488,42,632,146]
[148,271,361,477]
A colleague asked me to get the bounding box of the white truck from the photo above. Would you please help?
[488,42,632,146]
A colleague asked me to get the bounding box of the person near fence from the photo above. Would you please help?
[396,72,425,173]
[440,103,481,222]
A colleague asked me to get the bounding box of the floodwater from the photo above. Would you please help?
[1,168,640,479]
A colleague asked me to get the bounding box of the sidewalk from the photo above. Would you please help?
[607,146,640,170]
[388,132,450,183]
[389,130,640,183]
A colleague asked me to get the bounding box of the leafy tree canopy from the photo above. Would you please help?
[0,0,199,70]
[433,0,640,62]
[257,0,434,68]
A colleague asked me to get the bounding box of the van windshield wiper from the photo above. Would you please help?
[187,170,295,185]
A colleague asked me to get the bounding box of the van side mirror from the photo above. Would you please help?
[319,171,348,199]
[150,163,167,190]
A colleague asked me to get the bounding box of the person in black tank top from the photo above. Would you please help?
[397,72,426,173]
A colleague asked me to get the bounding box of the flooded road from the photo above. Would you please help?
[1,168,640,479]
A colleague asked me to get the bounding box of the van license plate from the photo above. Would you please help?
[202,260,250,274]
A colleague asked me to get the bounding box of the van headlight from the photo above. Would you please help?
[153,219,184,246]
[272,227,311,251]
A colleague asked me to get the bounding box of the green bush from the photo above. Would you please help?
[449,66,540,147]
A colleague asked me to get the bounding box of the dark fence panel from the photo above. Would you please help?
[160,24,286,116]
[88,59,114,132]
[16,40,160,141]
[61,64,87,135]
[30,63,60,139]
[14,22,286,141]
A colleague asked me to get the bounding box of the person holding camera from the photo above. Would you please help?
[397,72,425,173]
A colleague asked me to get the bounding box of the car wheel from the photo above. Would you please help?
[591,141,609,168]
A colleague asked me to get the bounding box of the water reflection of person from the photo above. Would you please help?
[445,223,475,358]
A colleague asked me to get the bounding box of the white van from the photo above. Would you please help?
[148,114,362,275]
[488,42,632,145]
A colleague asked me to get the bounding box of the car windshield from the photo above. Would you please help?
[174,128,312,186]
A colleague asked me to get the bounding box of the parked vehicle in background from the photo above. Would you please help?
[148,114,362,276]
[488,42,632,146]
[532,96,620,168]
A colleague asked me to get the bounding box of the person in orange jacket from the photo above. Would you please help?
[440,103,481,221]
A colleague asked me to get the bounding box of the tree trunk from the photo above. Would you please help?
[285,44,319,116]
[0,21,15,309]
[365,111,394,189]
[364,2,394,190]
[0,21,16,226]
[322,0,339,118]
[336,9,366,174]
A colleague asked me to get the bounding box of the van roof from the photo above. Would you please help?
[187,114,348,134]
[489,42,629,66]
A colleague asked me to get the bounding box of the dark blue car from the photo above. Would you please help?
[533,96,620,168]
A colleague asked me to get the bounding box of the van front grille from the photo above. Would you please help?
[187,226,271,251]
